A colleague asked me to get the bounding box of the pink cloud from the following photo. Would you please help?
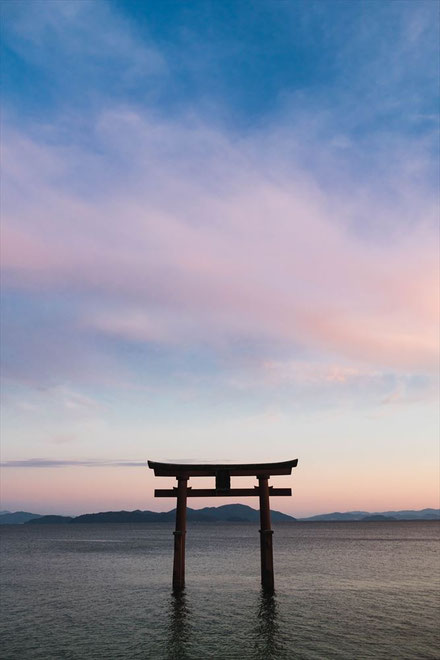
[261,361,377,386]
[2,114,438,374]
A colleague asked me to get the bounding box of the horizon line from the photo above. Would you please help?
[2,504,439,518]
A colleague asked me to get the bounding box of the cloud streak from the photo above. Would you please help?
[2,0,166,98]
[2,110,438,379]
[1,459,147,468]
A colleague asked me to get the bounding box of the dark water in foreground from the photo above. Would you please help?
[1,521,439,659]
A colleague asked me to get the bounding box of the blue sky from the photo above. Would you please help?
[1,0,438,515]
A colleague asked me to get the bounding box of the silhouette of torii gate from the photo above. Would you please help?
[148,459,298,591]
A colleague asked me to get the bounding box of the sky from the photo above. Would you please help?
[1,0,439,517]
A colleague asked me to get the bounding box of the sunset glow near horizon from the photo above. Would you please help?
[1,1,439,517]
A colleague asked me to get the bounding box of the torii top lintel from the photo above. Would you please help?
[147,458,298,478]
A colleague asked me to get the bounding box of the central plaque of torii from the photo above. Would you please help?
[148,458,298,591]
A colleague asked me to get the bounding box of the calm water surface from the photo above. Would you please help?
[1,521,439,659]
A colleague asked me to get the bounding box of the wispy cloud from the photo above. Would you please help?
[2,0,166,94]
[2,110,437,380]
[1,459,146,468]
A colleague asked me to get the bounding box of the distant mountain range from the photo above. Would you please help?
[0,511,44,524]
[0,505,439,525]
[23,504,295,525]
[299,508,440,521]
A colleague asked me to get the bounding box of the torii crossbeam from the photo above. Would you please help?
[147,458,298,591]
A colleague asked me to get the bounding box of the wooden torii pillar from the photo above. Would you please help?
[147,459,298,591]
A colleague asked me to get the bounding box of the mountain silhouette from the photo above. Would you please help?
[1,506,436,525]
[24,504,295,524]
[0,511,42,524]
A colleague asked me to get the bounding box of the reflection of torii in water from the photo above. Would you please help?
[148,458,298,592]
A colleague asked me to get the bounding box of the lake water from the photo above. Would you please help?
[1,521,439,659]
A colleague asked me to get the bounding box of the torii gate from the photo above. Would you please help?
[148,459,298,591]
